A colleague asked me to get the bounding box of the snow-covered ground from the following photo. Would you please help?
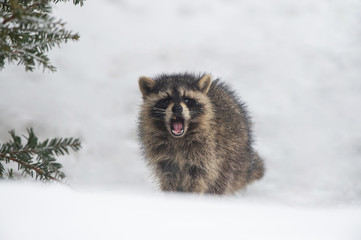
[1,0,361,239]
[1,183,360,240]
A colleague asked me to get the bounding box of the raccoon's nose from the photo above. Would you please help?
[172,103,183,114]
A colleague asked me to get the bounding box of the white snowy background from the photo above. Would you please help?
[1,0,361,239]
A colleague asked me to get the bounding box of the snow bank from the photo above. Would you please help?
[0,183,360,240]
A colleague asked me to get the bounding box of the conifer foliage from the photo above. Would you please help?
[0,0,84,72]
[0,128,81,182]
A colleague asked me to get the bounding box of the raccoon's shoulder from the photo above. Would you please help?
[207,79,252,125]
[208,79,245,109]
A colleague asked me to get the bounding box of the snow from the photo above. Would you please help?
[1,183,361,240]
[1,0,361,239]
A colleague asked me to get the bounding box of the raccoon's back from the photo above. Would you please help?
[207,80,252,148]
[206,80,257,191]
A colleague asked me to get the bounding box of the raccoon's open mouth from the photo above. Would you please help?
[170,116,185,137]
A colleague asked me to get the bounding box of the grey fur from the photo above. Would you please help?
[138,73,264,194]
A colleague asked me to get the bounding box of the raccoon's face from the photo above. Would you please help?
[151,90,203,138]
[139,74,212,138]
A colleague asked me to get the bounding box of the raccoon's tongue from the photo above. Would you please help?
[172,121,183,134]
[171,118,184,136]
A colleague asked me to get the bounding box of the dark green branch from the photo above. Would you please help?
[0,0,85,72]
[0,128,81,182]
[0,153,61,182]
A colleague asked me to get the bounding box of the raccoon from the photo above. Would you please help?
[138,73,264,194]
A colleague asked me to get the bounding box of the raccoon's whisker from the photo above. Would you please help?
[151,110,166,116]
[152,108,166,112]
[151,113,165,117]
[152,110,166,113]
[152,112,165,115]
[189,110,204,116]
[153,107,166,111]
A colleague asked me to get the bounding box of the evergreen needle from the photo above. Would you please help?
[0,0,85,72]
[0,128,81,182]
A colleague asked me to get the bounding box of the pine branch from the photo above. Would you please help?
[2,0,48,25]
[0,128,81,182]
[0,153,61,182]
[0,0,85,72]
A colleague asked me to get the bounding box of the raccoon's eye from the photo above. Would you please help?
[155,98,172,109]
[183,97,198,108]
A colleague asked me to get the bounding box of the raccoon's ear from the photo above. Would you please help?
[139,76,156,97]
[197,75,212,94]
